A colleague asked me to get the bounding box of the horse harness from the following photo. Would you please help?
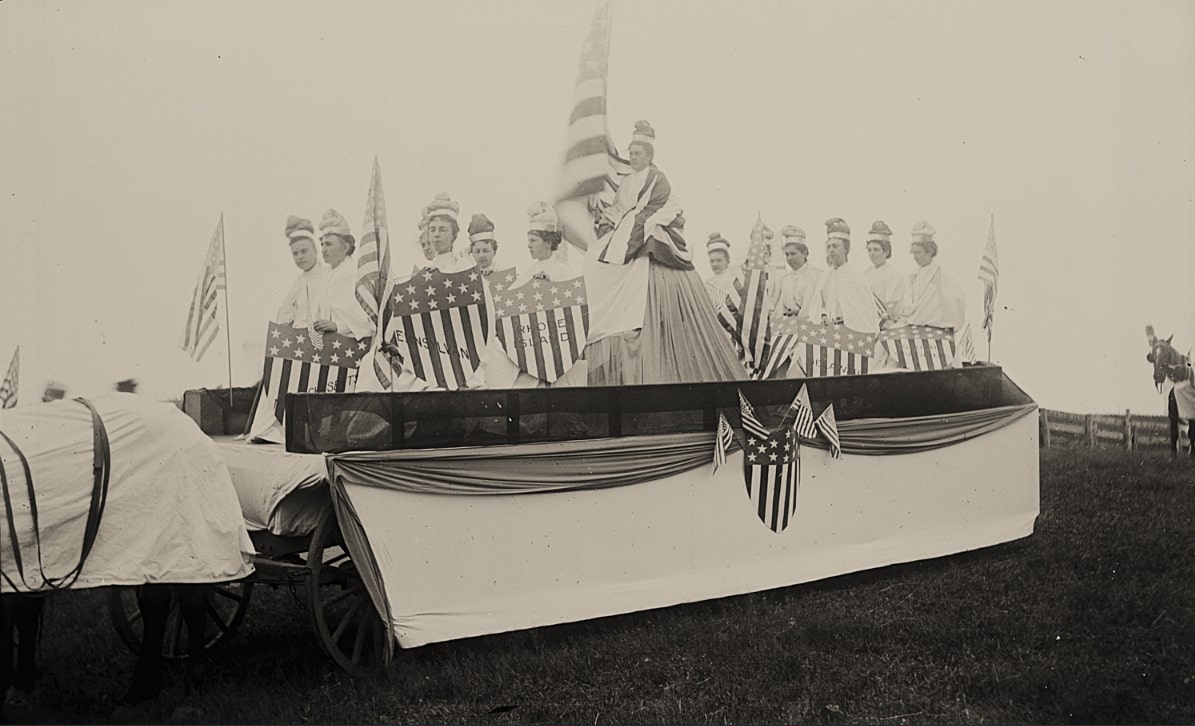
[0,397,112,592]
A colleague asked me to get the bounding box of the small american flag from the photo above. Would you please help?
[259,321,368,424]
[743,411,800,533]
[179,215,226,362]
[713,411,735,474]
[815,403,842,460]
[763,317,875,379]
[877,324,957,371]
[1,346,17,409]
[738,389,770,441]
[783,383,817,439]
[385,266,489,390]
[494,276,589,383]
[717,216,772,376]
[955,323,977,365]
[355,158,395,389]
[979,214,999,345]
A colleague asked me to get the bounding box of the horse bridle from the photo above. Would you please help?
[1,397,111,592]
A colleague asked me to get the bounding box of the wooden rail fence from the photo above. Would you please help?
[1039,408,1177,452]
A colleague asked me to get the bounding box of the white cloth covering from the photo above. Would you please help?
[331,406,1038,648]
[704,269,739,306]
[0,394,255,592]
[214,437,329,537]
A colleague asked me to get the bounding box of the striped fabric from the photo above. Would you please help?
[877,324,957,371]
[0,346,17,409]
[494,276,589,383]
[259,321,366,424]
[782,383,818,440]
[956,322,977,364]
[179,215,226,362]
[979,214,999,343]
[355,158,395,389]
[763,317,874,379]
[557,0,628,203]
[739,389,800,533]
[593,166,693,270]
[713,411,734,474]
[814,402,842,460]
[385,267,489,391]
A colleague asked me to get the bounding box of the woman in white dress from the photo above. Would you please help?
[863,220,907,329]
[311,208,374,341]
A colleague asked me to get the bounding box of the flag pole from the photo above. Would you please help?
[219,212,235,403]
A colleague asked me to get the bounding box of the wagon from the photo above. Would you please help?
[105,415,389,676]
[107,362,1039,669]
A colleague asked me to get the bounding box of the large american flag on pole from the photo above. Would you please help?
[385,267,489,390]
[979,214,999,346]
[494,276,589,384]
[554,0,631,253]
[765,317,875,378]
[877,324,957,371]
[259,321,368,424]
[179,215,226,362]
[356,157,395,388]
[1,346,17,409]
[739,390,800,533]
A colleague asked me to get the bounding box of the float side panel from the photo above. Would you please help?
[343,411,1039,648]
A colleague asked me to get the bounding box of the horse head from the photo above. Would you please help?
[1146,325,1191,390]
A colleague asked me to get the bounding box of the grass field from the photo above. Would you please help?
[7,448,1194,724]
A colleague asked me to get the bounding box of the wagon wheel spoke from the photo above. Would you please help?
[206,602,230,633]
[331,597,366,644]
[214,586,246,603]
[350,608,370,664]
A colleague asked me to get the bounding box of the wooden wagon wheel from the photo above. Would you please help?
[306,508,388,677]
[107,580,253,659]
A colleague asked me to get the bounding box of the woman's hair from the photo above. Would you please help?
[471,238,497,254]
[429,214,460,241]
[912,240,939,258]
[530,229,562,251]
[327,233,356,255]
[629,141,655,163]
[868,238,892,259]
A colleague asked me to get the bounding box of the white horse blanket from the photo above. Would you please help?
[1,394,254,593]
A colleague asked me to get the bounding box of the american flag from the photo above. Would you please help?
[713,411,735,474]
[955,322,977,365]
[979,214,999,346]
[356,157,395,388]
[555,0,631,253]
[259,321,368,424]
[782,383,818,439]
[485,267,519,292]
[718,216,772,376]
[764,317,875,378]
[1,346,17,409]
[877,324,957,371]
[493,275,589,384]
[179,215,226,362]
[385,266,489,390]
[814,402,842,460]
[740,395,800,534]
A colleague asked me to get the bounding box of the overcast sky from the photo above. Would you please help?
[1,0,1191,415]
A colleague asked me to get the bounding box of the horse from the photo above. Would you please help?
[1,584,212,711]
[1146,325,1194,456]
[1,393,254,716]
